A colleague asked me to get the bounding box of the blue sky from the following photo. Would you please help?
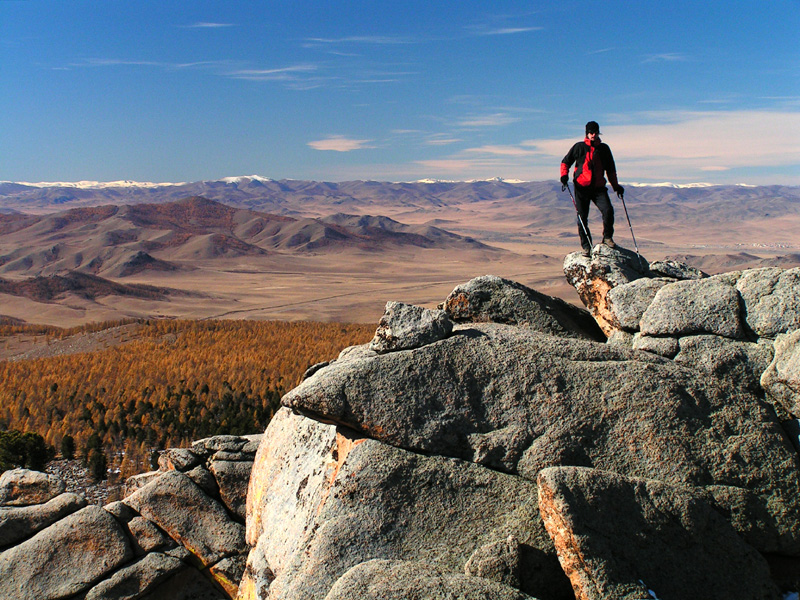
[2,1,799,185]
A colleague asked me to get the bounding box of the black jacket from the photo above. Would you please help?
[561,138,621,190]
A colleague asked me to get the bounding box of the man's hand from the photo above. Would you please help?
[560,175,569,187]
[614,185,624,199]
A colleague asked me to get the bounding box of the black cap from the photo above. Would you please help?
[585,121,601,134]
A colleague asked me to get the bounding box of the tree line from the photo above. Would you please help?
[0,319,373,479]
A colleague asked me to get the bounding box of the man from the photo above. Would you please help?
[560,121,624,256]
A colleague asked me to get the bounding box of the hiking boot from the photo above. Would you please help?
[603,238,617,248]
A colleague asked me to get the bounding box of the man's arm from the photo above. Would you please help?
[603,145,624,197]
[560,144,577,184]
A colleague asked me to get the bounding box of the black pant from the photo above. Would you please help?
[574,184,614,249]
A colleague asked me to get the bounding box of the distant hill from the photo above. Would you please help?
[0,196,499,278]
[0,271,183,302]
[3,178,799,244]
[2,177,798,222]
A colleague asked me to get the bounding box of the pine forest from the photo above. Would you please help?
[0,319,373,479]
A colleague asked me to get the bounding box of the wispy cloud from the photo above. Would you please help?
[308,136,373,152]
[425,135,463,146]
[78,58,162,67]
[304,35,413,46]
[465,145,537,157]
[642,53,690,63]
[587,47,615,55]
[67,58,230,71]
[457,113,521,128]
[181,22,236,29]
[415,158,511,172]
[465,11,543,38]
[477,26,542,35]
[227,64,319,81]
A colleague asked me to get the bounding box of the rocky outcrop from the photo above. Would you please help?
[242,266,800,600]
[324,559,536,600]
[0,434,260,600]
[4,253,799,600]
[123,470,246,567]
[565,248,800,421]
[761,329,800,418]
[442,274,605,341]
[537,467,779,600]
[0,490,86,546]
[282,323,800,545]
[242,408,571,600]
[369,301,453,353]
[563,245,651,335]
[0,505,133,599]
[0,467,66,506]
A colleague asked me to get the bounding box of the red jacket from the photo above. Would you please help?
[560,137,621,191]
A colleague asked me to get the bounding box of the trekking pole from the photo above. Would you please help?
[618,191,644,269]
[563,182,593,248]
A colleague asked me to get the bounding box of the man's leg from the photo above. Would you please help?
[593,189,615,243]
[574,185,593,251]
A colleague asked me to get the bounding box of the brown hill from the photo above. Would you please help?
[0,271,185,302]
[0,197,499,279]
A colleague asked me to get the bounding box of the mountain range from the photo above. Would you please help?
[3,177,800,226]
[0,196,494,281]
[1,177,799,326]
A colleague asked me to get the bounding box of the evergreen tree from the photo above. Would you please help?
[61,435,75,460]
[86,448,107,481]
[0,430,52,471]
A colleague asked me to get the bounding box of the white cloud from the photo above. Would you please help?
[425,136,463,146]
[182,22,236,28]
[403,109,800,184]
[457,113,521,128]
[465,145,537,157]
[304,35,413,45]
[227,64,318,80]
[308,136,373,152]
[523,109,800,183]
[70,58,229,71]
[642,53,689,63]
[479,27,542,35]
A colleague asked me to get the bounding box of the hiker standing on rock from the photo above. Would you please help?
[560,121,624,256]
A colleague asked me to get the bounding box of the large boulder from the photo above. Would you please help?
[674,335,775,396]
[136,566,226,600]
[238,265,800,599]
[243,408,572,600]
[209,460,252,520]
[442,275,605,341]
[639,277,746,339]
[605,277,673,331]
[124,470,246,567]
[0,468,66,506]
[537,466,779,600]
[648,259,708,280]
[761,329,800,418]
[369,301,454,353]
[324,559,537,600]
[563,245,650,335]
[0,505,133,600]
[736,267,800,337]
[0,491,86,547]
[283,323,800,554]
[84,552,186,600]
